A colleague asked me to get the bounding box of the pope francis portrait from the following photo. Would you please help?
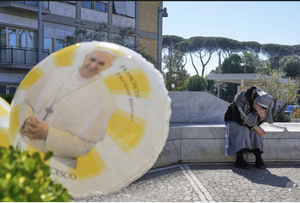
[18,49,116,168]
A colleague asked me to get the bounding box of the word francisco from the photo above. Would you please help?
[16,142,77,180]
[50,167,77,180]
[116,65,141,121]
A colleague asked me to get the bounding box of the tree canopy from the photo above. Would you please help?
[221,54,243,73]
[187,75,208,91]
[279,55,300,78]
[163,45,187,91]
[162,35,300,77]
[253,70,300,115]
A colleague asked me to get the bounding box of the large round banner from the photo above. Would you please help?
[0,97,10,149]
[7,41,171,199]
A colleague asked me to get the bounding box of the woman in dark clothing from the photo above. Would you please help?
[224,86,274,169]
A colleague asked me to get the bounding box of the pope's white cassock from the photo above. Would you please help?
[18,65,115,168]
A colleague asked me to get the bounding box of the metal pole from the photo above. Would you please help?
[157,7,160,71]
[38,1,42,63]
[218,51,221,98]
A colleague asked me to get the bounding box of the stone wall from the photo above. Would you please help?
[153,123,300,168]
[152,91,300,168]
[168,91,229,123]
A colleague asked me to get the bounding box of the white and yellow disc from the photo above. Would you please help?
[7,41,171,199]
[0,97,10,148]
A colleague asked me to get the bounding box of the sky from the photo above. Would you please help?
[162,1,300,77]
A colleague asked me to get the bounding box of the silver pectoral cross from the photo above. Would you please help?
[43,103,54,121]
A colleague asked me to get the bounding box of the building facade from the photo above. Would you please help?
[0,1,164,94]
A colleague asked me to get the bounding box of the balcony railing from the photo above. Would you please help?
[0,46,50,65]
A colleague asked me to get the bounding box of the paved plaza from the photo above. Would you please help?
[73,162,300,202]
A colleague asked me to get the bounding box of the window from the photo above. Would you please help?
[95,1,106,12]
[55,39,64,51]
[27,31,35,48]
[18,30,26,49]
[0,27,6,47]
[8,29,16,48]
[44,38,53,53]
[81,1,92,9]
[0,85,18,94]
[25,1,37,7]
[44,27,74,52]
[124,1,135,18]
[66,36,74,47]
[15,1,49,9]
[81,1,107,12]
[0,27,36,49]
[113,1,126,15]
[7,85,17,94]
[0,86,5,94]
[113,1,135,18]
[41,1,49,9]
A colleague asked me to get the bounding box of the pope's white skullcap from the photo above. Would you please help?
[93,49,116,58]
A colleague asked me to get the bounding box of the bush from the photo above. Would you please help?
[0,93,14,104]
[0,146,71,202]
[273,113,291,122]
[187,75,208,91]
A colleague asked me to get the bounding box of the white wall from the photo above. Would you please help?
[112,15,135,28]
[49,1,76,18]
[0,13,37,28]
[81,8,108,23]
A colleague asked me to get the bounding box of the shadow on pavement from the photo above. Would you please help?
[138,163,300,189]
[189,163,300,188]
[231,167,294,188]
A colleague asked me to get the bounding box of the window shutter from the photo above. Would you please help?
[113,1,127,15]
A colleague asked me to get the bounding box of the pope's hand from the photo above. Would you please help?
[23,117,49,140]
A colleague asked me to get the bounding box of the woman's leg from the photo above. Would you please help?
[253,148,266,169]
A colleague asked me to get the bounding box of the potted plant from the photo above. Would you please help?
[0,146,71,202]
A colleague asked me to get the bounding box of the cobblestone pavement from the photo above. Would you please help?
[73,162,300,202]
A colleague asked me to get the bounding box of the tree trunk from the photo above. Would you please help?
[278,103,288,114]
[190,53,199,75]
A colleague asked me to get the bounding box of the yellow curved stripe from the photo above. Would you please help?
[8,104,21,143]
[0,101,9,118]
[52,44,80,67]
[18,66,45,90]
[103,68,151,99]
[72,148,107,179]
[0,130,9,148]
[92,44,127,59]
[106,109,146,153]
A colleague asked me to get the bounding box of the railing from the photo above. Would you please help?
[0,47,50,65]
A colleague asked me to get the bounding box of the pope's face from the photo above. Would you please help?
[79,51,115,79]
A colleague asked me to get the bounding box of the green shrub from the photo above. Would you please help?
[0,146,71,202]
[0,93,15,104]
[273,113,291,122]
[187,75,208,91]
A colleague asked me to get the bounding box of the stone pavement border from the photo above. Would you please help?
[73,162,300,202]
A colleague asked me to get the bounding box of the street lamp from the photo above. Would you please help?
[157,7,168,72]
[171,84,175,91]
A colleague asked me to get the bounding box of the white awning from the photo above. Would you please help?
[207,73,288,86]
